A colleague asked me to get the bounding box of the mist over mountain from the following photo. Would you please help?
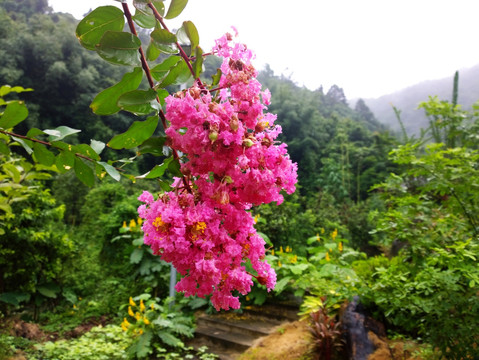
[357,64,479,135]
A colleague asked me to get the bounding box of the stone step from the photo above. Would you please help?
[194,323,255,352]
[197,312,281,339]
[243,302,299,322]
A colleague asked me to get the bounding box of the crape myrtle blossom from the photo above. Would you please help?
[137,32,297,311]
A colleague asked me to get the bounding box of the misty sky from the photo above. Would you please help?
[48,0,479,99]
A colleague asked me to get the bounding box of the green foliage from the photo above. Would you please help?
[366,98,479,358]
[121,295,195,359]
[35,325,132,360]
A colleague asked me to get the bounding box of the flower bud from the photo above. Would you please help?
[209,131,218,143]
[242,139,254,148]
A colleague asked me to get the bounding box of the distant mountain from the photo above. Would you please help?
[359,64,479,135]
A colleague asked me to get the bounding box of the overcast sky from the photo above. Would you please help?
[48,0,479,99]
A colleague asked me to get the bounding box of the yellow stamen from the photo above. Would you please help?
[153,216,168,232]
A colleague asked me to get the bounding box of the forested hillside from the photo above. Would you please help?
[362,64,479,134]
[1,1,478,359]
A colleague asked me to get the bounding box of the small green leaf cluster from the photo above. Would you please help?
[34,325,132,360]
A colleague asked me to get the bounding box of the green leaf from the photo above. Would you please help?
[37,283,60,299]
[11,136,32,155]
[165,0,188,19]
[76,6,125,51]
[73,144,101,161]
[136,331,153,358]
[274,277,291,293]
[0,101,28,129]
[91,67,143,115]
[108,116,159,149]
[150,28,178,54]
[138,136,166,156]
[98,161,121,181]
[74,157,95,187]
[0,140,9,155]
[44,126,81,142]
[257,232,272,247]
[211,69,222,87]
[146,42,161,61]
[133,0,165,17]
[137,161,170,179]
[157,89,169,106]
[90,140,106,154]
[150,56,181,81]
[192,46,204,78]
[159,180,173,191]
[178,21,199,51]
[96,31,141,66]
[132,10,156,29]
[158,332,181,347]
[117,89,160,116]
[168,158,182,177]
[0,85,33,97]
[159,59,191,87]
[33,143,55,166]
[26,128,44,138]
[130,248,144,264]
[55,150,75,173]
[0,292,30,306]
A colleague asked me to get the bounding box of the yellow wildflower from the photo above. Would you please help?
[321,227,325,234]
[278,260,282,267]
[121,318,130,331]
[271,249,275,256]
[331,228,338,241]
[253,214,260,224]
[143,317,150,325]
[129,297,136,307]
[73,304,77,309]
[137,217,143,226]
[316,233,320,242]
[138,329,144,335]
[122,221,127,228]
[279,246,283,254]
[129,219,136,228]
[339,242,343,252]
[290,255,298,264]
[128,306,135,317]
[285,246,290,253]
[140,299,145,313]
[135,312,141,321]
[326,253,330,261]
[150,303,155,310]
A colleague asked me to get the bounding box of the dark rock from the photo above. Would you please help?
[341,296,387,360]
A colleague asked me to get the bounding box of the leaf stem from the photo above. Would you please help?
[0,129,97,164]
[121,2,192,193]
[147,2,204,86]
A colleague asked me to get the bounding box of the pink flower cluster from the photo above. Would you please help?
[138,33,297,310]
